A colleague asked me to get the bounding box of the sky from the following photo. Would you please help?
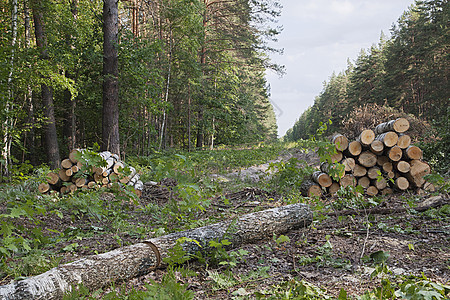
[266,0,416,137]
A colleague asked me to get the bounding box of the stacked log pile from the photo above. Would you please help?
[38,149,143,197]
[301,118,434,197]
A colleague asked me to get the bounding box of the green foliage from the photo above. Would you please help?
[332,185,379,210]
[267,157,315,193]
[297,239,351,270]
[254,278,334,299]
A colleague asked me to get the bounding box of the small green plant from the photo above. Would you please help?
[254,278,334,299]
[297,239,351,270]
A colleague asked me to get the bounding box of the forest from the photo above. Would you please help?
[0,0,449,299]
[284,0,448,173]
[1,0,280,176]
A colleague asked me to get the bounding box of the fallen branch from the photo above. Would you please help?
[325,195,448,217]
[0,203,312,300]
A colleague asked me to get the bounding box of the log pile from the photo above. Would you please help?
[301,118,434,197]
[38,149,143,197]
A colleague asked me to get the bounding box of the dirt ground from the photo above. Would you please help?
[1,150,449,298]
[37,185,448,299]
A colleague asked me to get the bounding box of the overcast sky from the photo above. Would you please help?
[267,0,416,137]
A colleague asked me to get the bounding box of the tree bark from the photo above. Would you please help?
[32,0,61,169]
[102,0,120,156]
[0,203,312,299]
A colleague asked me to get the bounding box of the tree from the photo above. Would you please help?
[31,0,61,169]
[102,0,120,155]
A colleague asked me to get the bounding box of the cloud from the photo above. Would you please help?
[331,0,355,16]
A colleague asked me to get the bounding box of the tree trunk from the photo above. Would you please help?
[369,140,384,155]
[331,134,348,152]
[357,129,375,146]
[358,151,377,168]
[339,174,356,188]
[0,203,312,299]
[397,134,411,149]
[311,171,332,188]
[375,132,398,147]
[32,1,61,169]
[387,146,403,162]
[102,0,120,156]
[404,145,423,160]
[374,118,410,135]
[300,180,322,197]
[345,141,362,157]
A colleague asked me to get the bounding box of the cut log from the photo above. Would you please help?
[69,148,83,164]
[367,167,381,180]
[61,159,73,169]
[376,132,398,147]
[330,151,343,163]
[38,183,51,194]
[320,162,344,178]
[394,161,410,173]
[58,169,71,182]
[406,160,431,188]
[339,174,356,188]
[134,180,144,192]
[74,177,87,188]
[46,172,60,185]
[71,165,79,174]
[373,177,387,190]
[357,129,375,146]
[397,134,411,149]
[99,151,112,161]
[381,187,394,196]
[60,186,68,194]
[382,162,393,173]
[300,180,322,197]
[93,173,104,183]
[311,171,332,188]
[327,182,340,195]
[346,141,362,157]
[113,161,124,174]
[423,182,436,192]
[387,146,403,162]
[352,164,367,177]
[377,156,389,167]
[374,118,410,135]
[357,176,370,188]
[332,134,348,152]
[87,181,97,189]
[342,158,355,172]
[394,177,409,191]
[67,183,78,193]
[0,203,312,300]
[404,145,423,160]
[105,157,115,170]
[369,140,384,155]
[65,168,73,177]
[358,151,377,168]
[366,186,378,196]
[409,160,431,177]
[387,171,395,179]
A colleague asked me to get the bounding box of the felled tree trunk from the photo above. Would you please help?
[0,203,312,300]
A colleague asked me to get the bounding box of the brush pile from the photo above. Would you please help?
[38,149,144,197]
[301,118,434,197]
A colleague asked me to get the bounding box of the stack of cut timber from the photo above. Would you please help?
[301,118,434,197]
[39,149,143,197]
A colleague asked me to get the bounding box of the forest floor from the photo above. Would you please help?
[1,149,449,299]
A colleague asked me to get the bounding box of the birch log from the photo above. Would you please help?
[0,203,313,300]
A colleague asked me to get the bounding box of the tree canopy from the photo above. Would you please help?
[0,0,281,175]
